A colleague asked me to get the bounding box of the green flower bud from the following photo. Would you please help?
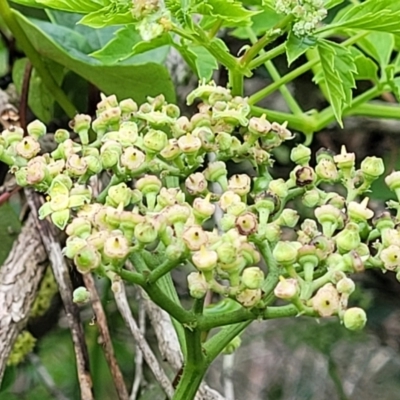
[220,214,236,231]
[48,175,72,195]
[182,226,208,251]
[66,217,91,238]
[240,242,261,265]
[235,212,258,235]
[268,179,288,198]
[248,114,272,136]
[242,267,264,289]
[121,147,145,172]
[187,81,231,106]
[84,155,102,175]
[63,236,87,259]
[99,107,122,127]
[290,144,311,165]
[70,114,91,145]
[193,195,215,223]
[160,139,181,161]
[360,156,385,182]
[315,158,339,181]
[164,239,186,260]
[100,140,122,169]
[310,235,334,261]
[177,133,202,155]
[156,187,185,209]
[14,167,27,186]
[119,98,138,115]
[136,175,162,210]
[185,172,208,195]
[373,211,395,233]
[228,174,251,197]
[336,277,355,295]
[263,222,281,242]
[164,204,192,226]
[143,129,168,153]
[171,116,192,138]
[312,283,340,317]
[227,201,247,217]
[276,208,299,228]
[194,126,215,151]
[106,183,132,207]
[163,103,180,119]
[187,272,208,299]
[219,190,241,212]
[86,231,109,251]
[335,222,361,254]
[343,307,367,331]
[215,242,236,264]
[222,335,242,355]
[66,154,88,177]
[315,205,344,237]
[192,247,218,279]
[274,277,299,299]
[15,137,40,159]
[74,245,101,273]
[236,288,262,308]
[380,244,400,271]
[302,189,321,208]
[385,171,400,195]
[47,159,65,177]
[204,161,228,190]
[51,209,71,230]
[2,126,24,146]
[348,197,374,222]
[293,165,315,187]
[104,234,130,260]
[316,147,335,163]
[26,157,47,185]
[215,132,233,151]
[73,287,91,304]
[97,94,118,111]
[334,145,355,177]
[273,241,298,266]
[134,221,158,244]
[297,244,319,281]
[27,120,46,140]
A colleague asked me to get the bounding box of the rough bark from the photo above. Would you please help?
[0,214,47,381]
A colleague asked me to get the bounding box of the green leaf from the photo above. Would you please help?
[357,32,394,68]
[13,11,175,104]
[78,6,133,28]
[333,0,400,34]
[195,0,259,26]
[349,48,378,83]
[317,40,357,126]
[230,4,283,39]
[90,26,171,65]
[12,57,65,122]
[286,32,317,66]
[178,45,218,80]
[324,0,345,9]
[36,0,106,13]
[0,203,21,265]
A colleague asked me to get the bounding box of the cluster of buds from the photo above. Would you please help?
[4,81,400,334]
[131,0,171,41]
[275,0,327,36]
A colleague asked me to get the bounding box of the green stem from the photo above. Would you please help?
[248,31,370,106]
[248,43,286,70]
[96,175,123,203]
[204,321,251,363]
[241,15,293,67]
[229,69,244,96]
[246,27,302,115]
[346,101,400,120]
[147,259,181,284]
[208,19,222,39]
[0,0,76,118]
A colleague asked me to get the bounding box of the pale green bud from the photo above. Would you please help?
[242,267,264,289]
[343,307,367,331]
[27,120,46,140]
[73,287,91,304]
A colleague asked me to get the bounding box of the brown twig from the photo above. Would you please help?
[113,280,174,399]
[20,60,32,132]
[130,289,146,400]
[82,273,129,400]
[0,213,47,382]
[24,188,94,400]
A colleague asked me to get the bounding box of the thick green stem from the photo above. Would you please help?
[147,259,181,284]
[248,43,286,70]
[229,69,244,96]
[0,0,76,118]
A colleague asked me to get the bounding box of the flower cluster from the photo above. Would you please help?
[275,0,327,36]
[3,81,400,333]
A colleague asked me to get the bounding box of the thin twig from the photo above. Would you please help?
[82,273,129,400]
[130,289,146,400]
[222,354,235,400]
[113,280,174,399]
[24,189,94,400]
[29,353,70,400]
[20,60,32,131]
